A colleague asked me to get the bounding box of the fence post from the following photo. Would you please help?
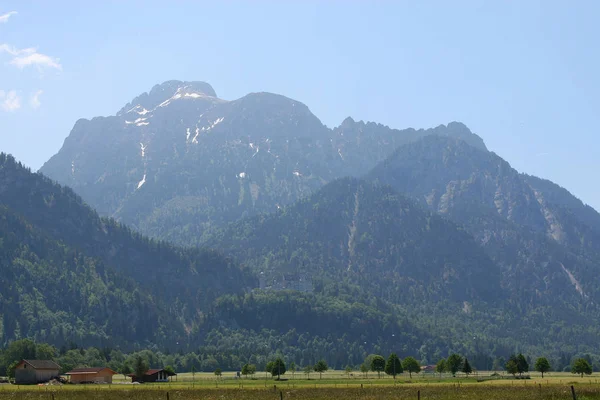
[167,391,170,400]
[417,389,421,400]
[280,391,283,400]
[571,385,577,400]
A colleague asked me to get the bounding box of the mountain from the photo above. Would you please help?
[368,135,600,305]
[204,177,600,362]
[0,153,254,349]
[1,153,463,367]
[36,79,600,364]
[207,178,502,305]
[40,80,487,245]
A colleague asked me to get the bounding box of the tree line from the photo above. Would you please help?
[0,339,594,380]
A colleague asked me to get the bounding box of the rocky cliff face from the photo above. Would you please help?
[41,81,486,244]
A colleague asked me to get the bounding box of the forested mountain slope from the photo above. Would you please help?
[1,153,464,366]
[367,135,600,305]
[207,178,502,305]
[204,176,600,362]
[0,153,254,348]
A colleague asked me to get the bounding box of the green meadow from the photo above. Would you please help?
[2,371,600,399]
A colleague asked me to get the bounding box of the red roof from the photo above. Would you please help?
[66,367,116,375]
[18,360,61,370]
[147,369,163,375]
[128,368,176,377]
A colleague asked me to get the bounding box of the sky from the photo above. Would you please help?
[0,1,599,210]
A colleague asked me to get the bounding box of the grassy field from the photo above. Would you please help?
[1,371,599,399]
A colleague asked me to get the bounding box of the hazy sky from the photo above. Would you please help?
[1,1,598,210]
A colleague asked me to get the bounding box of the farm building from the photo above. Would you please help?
[65,367,117,384]
[129,368,176,383]
[14,360,61,384]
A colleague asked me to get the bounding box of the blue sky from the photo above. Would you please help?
[1,1,598,210]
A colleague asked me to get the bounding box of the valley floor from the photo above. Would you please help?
[1,371,599,399]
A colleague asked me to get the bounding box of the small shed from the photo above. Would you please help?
[14,360,61,384]
[65,367,117,384]
[129,368,176,383]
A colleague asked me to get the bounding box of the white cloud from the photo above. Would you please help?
[30,90,42,109]
[0,90,21,112]
[0,44,36,56]
[9,52,62,70]
[0,11,17,23]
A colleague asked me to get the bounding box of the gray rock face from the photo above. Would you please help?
[41,81,486,244]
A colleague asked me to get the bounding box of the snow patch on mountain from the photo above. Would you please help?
[126,117,148,126]
[126,105,151,115]
[200,117,224,132]
[140,143,146,158]
[186,128,191,142]
[192,127,200,144]
[137,174,147,189]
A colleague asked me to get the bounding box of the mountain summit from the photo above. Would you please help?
[117,80,219,116]
[41,80,487,244]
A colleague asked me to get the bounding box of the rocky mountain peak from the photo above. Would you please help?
[117,80,218,116]
[431,121,487,151]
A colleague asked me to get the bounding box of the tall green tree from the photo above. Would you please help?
[344,365,353,378]
[461,358,473,376]
[314,359,328,379]
[360,363,368,378]
[1,339,37,374]
[241,363,251,378]
[572,358,593,378]
[370,355,386,378]
[516,354,529,376]
[133,355,149,379]
[447,354,463,377]
[534,357,551,378]
[214,368,222,378]
[290,362,296,379]
[36,343,57,360]
[269,358,286,379]
[384,353,403,379]
[402,356,421,378]
[6,361,19,380]
[435,359,446,378]
[505,356,518,377]
[120,364,132,380]
[303,365,312,379]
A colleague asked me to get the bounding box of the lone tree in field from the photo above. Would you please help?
[506,357,519,377]
[268,358,286,380]
[516,354,529,376]
[303,365,312,379]
[314,359,328,379]
[384,353,403,379]
[133,355,149,379]
[290,362,296,379]
[248,364,256,377]
[214,368,222,378]
[534,357,551,378]
[241,363,251,378]
[435,359,446,378]
[370,355,386,378]
[360,363,369,378]
[447,354,463,377]
[402,356,421,378]
[345,365,353,378]
[572,358,593,378]
[461,358,473,376]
